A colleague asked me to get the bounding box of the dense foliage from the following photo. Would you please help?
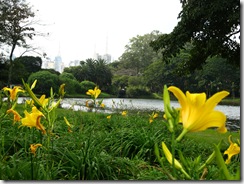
[64,58,113,93]
[0,104,239,180]
[0,0,36,85]
[150,0,240,70]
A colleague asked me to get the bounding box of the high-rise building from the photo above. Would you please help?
[69,60,80,67]
[54,55,62,73]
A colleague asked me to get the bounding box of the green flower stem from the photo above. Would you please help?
[214,144,232,180]
[176,128,188,142]
[180,168,191,180]
[171,130,176,178]
[30,153,34,180]
[198,141,222,171]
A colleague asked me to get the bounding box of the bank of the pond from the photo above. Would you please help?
[63,93,240,106]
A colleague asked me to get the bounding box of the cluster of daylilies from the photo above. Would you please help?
[0,82,240,180]
[156,85,240,180]
[1,80,67,157]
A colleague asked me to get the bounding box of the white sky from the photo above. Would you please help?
[16,0,182,66]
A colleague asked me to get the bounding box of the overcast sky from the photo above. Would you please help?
[17,0,182,66]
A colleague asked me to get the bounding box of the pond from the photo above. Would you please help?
[61,98,240,120]
[61,98,240,131]
[16,97,240,131]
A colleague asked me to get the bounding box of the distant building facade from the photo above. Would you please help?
[69,60,80,67]
[42,55,64,73]
[93,52,112,63]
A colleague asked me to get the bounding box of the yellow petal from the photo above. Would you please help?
[186,91,206,108]
[168,86,187,109]
[205,91,230,111]
[187,110,227,132]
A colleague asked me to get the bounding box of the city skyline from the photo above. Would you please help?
[18,0,182,67]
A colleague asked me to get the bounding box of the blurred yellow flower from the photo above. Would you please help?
[3,86,24,101]
[39,95,49,108]
[20,106,46,134]
[224,135,240,164]
[86,86,101,99]
[30,143,42,156]
[7,109,21,123]
[153,113,159,119]
[168,86,229,134]
[59,83,66,97]
[121,111,127,116]
[100,103,105,108]
[26,99,34,106]
[64,117,73,132]
[107,115,111,119]
[149,112,158,123]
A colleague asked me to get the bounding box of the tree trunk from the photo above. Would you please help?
[7,43,16,87]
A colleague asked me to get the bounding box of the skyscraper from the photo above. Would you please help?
[54,55,62,73]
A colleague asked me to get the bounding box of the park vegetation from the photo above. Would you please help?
[0,82,240,180]
[0,0,241,180]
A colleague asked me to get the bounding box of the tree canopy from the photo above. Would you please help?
[150,0,240,70]
[0,0,36,85]
[118,30,162,75]
[64,58,113,92]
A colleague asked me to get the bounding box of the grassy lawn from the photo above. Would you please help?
[0,102,240,180]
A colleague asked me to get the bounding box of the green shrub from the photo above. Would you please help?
[126,86,151,98]
[27,71,59,95]
[59,74,81,94]
[80,80,96,93]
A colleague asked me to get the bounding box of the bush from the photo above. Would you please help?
[27,71,59,95]
[59,73,81,94]
[126,86,151,98]
[80,80,96,93]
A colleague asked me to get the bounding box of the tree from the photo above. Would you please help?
[118,30,162,75]
[0,0,36,86]
[64,58,113,92]
[12,56,42,83]
[196,56,240,97]
[150,0,240,70]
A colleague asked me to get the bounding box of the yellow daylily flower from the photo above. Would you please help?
[26,99,34,106]
[121,111,127,116]
[153,112,159,119]
[20,106,46,134]
[39,95,49,108]
[168,86,229,136]
[224,135,240,164]
[59,83,66,97]
[3,86,24,101]
[100,103,105,108]
[7,109,21,123]
[86,86,101,99]
[64,117,73,132]
[30,143,42,156]
[149,112,158,123]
